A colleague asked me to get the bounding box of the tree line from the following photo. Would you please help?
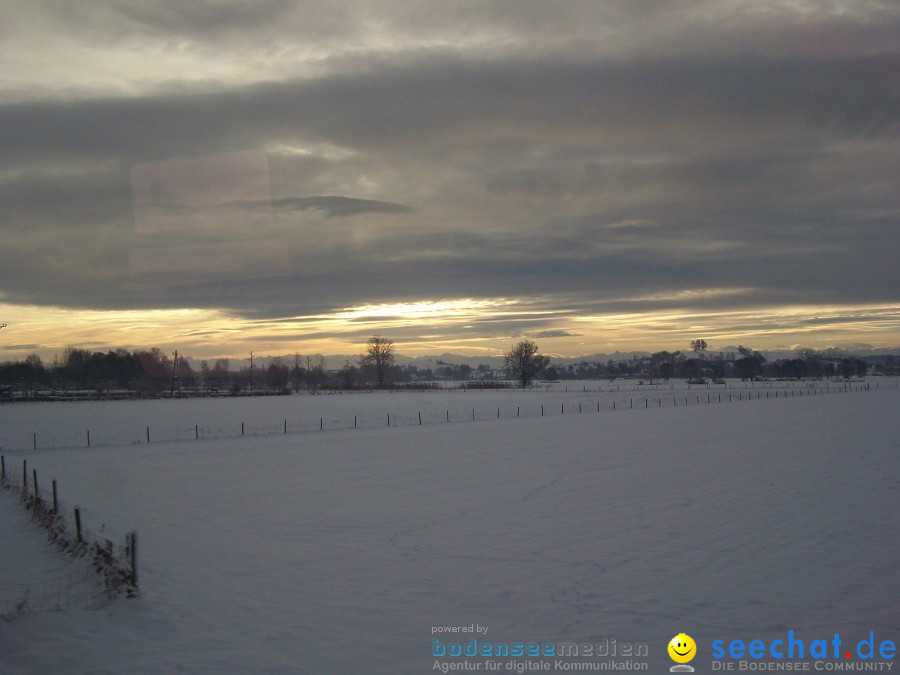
[0,348,315,398]
[547,344,877,383]
[0,337,468,397]
[0,338,887,400]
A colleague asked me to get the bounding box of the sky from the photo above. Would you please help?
[1,0,898,362]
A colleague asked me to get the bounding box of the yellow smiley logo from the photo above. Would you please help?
[668,633,697,664]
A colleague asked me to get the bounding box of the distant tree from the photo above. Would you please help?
[839,358,868,380]
[682,358,704,381]
[360,336,395,386]
[342,360,357,390]
[690,339,709,352]
[61,347,92,385]
[505,340,550,388]
[795,348,824,378]
[648,351,680,382]
[134,348,171,394]
[176,357,196,390]
[230,367,250,394]
[735,356,760,380]
[0,354,50,395]
[209,358,231,391]
[782,358,808,379]
[265,357,290,392]
[290,354,305,393]
[735,345,766,381]
[307,355,326,391]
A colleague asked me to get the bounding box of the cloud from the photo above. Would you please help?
[0,1,897,356]
[533,330,583,339]
[265,196,413,218]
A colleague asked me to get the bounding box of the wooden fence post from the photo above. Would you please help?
[52,479,58,514]
[74,507,82,542]
[130,531,138,587]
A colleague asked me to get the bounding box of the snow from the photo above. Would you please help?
[0,491,101,621]
[0,380,853,450]
[0,382,897,673]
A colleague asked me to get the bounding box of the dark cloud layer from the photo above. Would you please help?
[0,1,897,354]
[267,196,413,218]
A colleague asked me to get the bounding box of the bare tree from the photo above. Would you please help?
[360,336,395,386]
[505,340,549,388]
[176,355,196,390]
[309,355,326,391]
[265,357,291,392]
[735,345,766,381]
[209,358,230,391]
[342,360,357,390]
[290,353,304,393]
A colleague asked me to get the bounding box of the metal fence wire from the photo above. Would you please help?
[0,563,107,620]
[0,470,138,622]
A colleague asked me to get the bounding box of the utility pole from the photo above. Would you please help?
[249,351,254,394]
[171,350,179,397]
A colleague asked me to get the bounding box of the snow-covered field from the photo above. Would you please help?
[0,382,897,673]
[0,379,854,451]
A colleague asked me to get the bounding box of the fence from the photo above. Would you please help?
[0,457,137,620]
[0,380,876,617]
[5,380,876,453]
